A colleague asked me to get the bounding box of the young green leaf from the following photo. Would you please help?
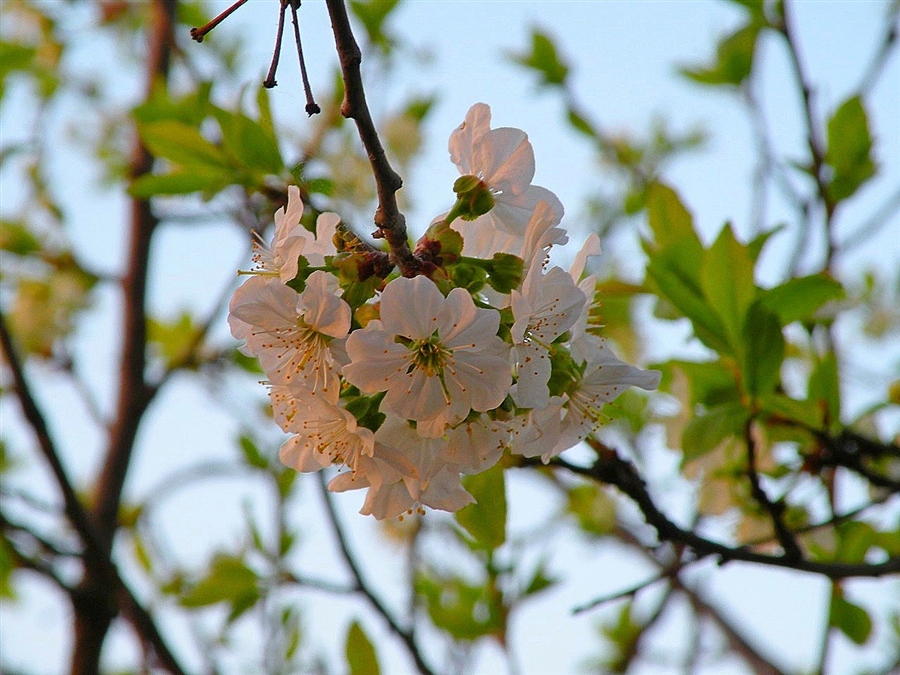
[455,463,506,550]
[758,274,844,326]
[701,224,757,353]
[680,23,761,87]
[826,95,876,202]
[741,302,784,398]
[345,620,381,675]
[509,29,569,86]
[829,593,873,645]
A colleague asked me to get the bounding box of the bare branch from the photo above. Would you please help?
[323,0,420,276]
[316,472,437,675]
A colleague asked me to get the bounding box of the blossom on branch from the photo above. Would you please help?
[229,104,660,519]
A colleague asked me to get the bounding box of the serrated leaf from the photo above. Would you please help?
[701,224,757,352]
[826,96,876,202]
[829,593,872,645]
[456,463,506,550]
[510,29,569,86]
[758,274,844,326]
[741,302,784,398]
[646,244,731,353]
[345,620,380,675]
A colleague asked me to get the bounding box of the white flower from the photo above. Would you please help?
[506,397,564,460]
[329,415,474,519]
[448,103,564,254]
[343,275,511,436]
[445,415,510,473]
[228,271,350,401]
[273,386,375,473]
[510,261,586,409]
[249,186,339,283]
[552,340,661,458]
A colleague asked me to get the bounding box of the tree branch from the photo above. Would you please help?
[316,473,437,675]
[523,443,900,579]
[323,0,420,276]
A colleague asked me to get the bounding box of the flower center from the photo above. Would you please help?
[410,335,451,377]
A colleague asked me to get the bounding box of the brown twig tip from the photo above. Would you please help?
[189,0,248,43]
[263,78,278,89]
[306,103,321,116]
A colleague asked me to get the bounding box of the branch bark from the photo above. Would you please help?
[323,0,420,276]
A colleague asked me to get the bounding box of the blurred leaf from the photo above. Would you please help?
[456,463,506,550]
[825,96,876,202]
[758,274,844,326]
[349,0,400,52]
[136,120,228,169]
[212,107,284,176]
[680,23,761,86]
[509,29,569,86]
[415,573,501,641]
[132,80,212,126]
[0,220,41,255]
[741,302,784,398]
[0,537,16,600]
[522,560,557,597]
[147,311,200,369]
[180,554,260,619]
[829,592,872,645]
[238,434,268,470]
[809,354,841,430]
[345,620,380,675]
[128,169,231,198]
[567,483,617,536]
[682,402,749,462]
[834,521,876,564]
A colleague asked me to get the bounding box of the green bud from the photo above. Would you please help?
[485,252,524,294]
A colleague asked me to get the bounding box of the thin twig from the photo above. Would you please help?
[522,445,900,579]
[744,419,803,560]
[316,472,437,675]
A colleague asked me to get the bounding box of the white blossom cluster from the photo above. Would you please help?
[229,103,660,519]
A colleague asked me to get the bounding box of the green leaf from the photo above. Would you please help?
[682,402,749,462]
[415,573,501,641]
[345,620,380,675]
[349,0,400,51]
[212,108,284,176]
[646,245,731,353]
[128,169,230,198]
[758,274,844,326]
[645,183,701,254]
[238,434,268,469]
[701,224,756,352]
[455,463,506,550]
[180,554,260,610]
[825,95,876,202]
[522,561,557,597]
[132,80,212,126]
[834,521,876,564]
[567,483,616,536]
[680,23,761,87]
[136,120,228,169]
[0,220,41,255]
[741,302,784,398]
[509,29,569,86]
[829,593,872,645]
[809,354,840,430]
[0,537,17,600]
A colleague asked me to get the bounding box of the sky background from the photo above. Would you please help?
[1,1,898,673]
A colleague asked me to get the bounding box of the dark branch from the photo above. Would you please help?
[744,420,802,560]
[316,473,437,675]
[323,0,420,276]
[521,443,900,579]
